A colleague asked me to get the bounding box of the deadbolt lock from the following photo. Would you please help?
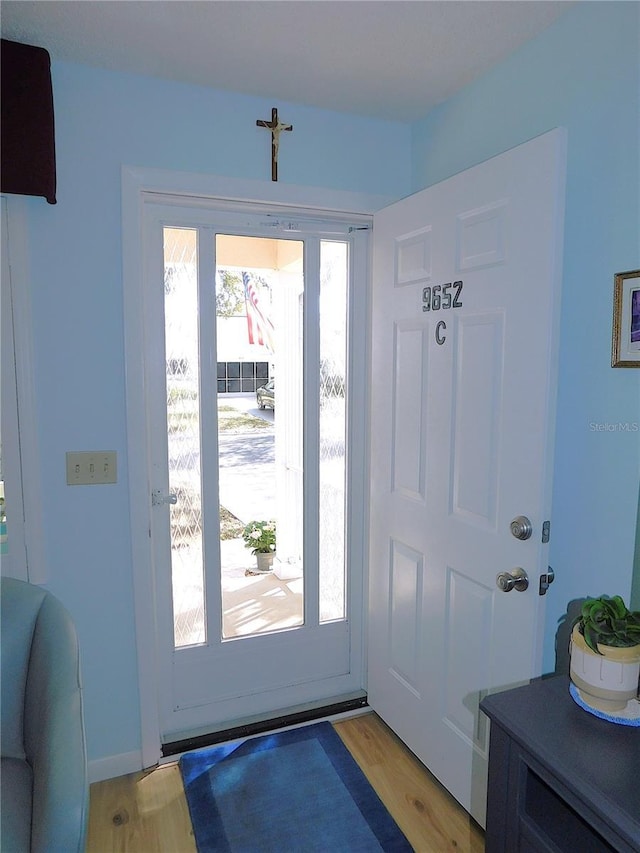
[510,515,533,541]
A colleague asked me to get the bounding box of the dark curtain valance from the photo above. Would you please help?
[1,38,56,204]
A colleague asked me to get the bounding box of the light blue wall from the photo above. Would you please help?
[24,62,411,766]
[19,0,640,768]
[411,1,640,672]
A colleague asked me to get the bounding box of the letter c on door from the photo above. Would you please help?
[435,320,447,346]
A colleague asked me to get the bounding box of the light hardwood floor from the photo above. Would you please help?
[334,714,484,852]
[86,712,485,852]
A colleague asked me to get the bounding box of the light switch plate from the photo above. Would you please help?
[66,451,117,485]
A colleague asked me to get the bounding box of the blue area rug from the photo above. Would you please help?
[179,721,412,852]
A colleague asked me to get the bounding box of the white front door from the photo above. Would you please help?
[141,199,370,743]
[368,130,566,826]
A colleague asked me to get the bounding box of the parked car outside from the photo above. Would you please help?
[256,380,275,410]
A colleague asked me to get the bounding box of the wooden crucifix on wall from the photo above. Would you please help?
[256,107,293,182]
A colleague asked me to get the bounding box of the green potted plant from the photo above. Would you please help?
[242,520,276,573]
[570,595,640,713]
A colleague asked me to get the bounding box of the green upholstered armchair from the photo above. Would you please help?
[1,577,88,852]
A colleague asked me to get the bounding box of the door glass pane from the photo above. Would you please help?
[216,235,304,639]
[319,241,348,622]
[163,227,205,648]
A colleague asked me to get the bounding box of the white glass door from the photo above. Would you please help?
[142,200,368,742]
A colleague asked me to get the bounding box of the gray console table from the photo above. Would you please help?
[480,676,640,853]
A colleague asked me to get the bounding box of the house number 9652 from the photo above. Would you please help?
[422,281,463,346]
[422,281,463,312]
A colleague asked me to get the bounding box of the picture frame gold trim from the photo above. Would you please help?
[612,269,640,367]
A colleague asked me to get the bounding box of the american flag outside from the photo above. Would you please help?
[243,272,275,352]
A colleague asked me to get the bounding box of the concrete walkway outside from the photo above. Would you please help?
[221,538,303,638]
[217,394,302,637]
[218,393,274,523]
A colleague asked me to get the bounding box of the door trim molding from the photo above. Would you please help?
[122,166,391,768]
[1,196,46,584]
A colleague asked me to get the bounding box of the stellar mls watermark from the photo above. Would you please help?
[589,421,639,432]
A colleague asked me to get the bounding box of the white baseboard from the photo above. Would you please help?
[88,749,143,784]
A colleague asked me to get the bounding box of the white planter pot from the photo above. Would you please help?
[255,552,275,573]
[570,625,640,713]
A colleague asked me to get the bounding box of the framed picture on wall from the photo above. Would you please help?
[612,269,640,367]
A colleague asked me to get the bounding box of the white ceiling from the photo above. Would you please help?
[1,0,573,122]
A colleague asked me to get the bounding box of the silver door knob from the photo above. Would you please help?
[510,516,533,540]
[496,567,529,593]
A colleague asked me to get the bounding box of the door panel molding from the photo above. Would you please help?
[391,322,429,502]
[389,539,424,696]
[443,566,493,750]
[451,311,505,527]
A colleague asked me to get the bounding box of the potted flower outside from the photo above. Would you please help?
[242,520,276,573]
[570,595,640,713]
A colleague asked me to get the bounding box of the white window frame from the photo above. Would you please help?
[1,195,46,584]
[122,166,391,768]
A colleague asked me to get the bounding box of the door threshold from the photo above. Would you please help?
[161,694,369,758]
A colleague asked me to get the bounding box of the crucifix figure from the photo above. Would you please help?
[256,107,293,182]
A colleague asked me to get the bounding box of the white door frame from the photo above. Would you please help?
[0,195,46,584]
[122,166,392,768]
